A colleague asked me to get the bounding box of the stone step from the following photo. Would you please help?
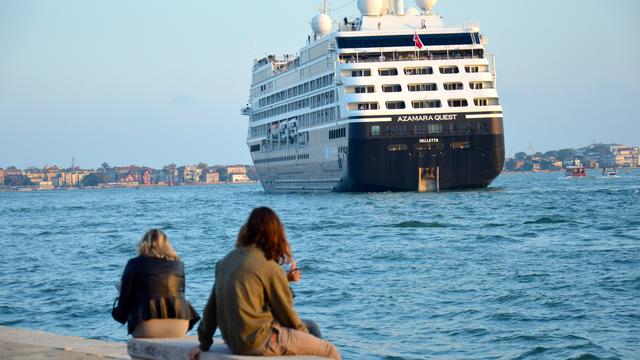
[0,326,128,359]
[128,337,330,360]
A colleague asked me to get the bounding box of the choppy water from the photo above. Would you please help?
[1,171,639,359]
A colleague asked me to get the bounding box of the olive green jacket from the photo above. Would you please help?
[198,246,307,353]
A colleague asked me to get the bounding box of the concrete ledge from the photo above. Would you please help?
[128,337,330,360]
[0,326,128,359]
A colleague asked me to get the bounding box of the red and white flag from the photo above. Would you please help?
[414,31,424,49]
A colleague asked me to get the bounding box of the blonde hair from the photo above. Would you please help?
[138,229,179,261]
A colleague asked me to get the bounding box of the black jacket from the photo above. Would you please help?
[111,256,200,334]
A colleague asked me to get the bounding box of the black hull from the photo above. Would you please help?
[336,116,505,192]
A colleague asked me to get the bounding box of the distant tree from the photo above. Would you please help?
[543,150,559,158]
[197,162,208,169]
[5,175,33,187]
[588,144,612,155]
[6,166,18,171]
[101,162,110,170]
[81,173,106,187]
[556,148,577,161]
[514,152,528,160]
[505,159,519,171]
[25,166,40,172]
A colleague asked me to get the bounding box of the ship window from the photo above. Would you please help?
[465,66,479,73]
[448,99,468,107]
[450,141,471,150]
[371,125,381,136]
[414,124,427,135]
[378,68,398,76]
[329,128,346,140]
[382,84,402,92]
[336,33,481,48]
[250,144,261,152]
[408,83,437,92]
[345,69,371,77]
[469,81,483,89]
[428,123,443,133]
[465,65,489,73]
[444,82,464,90]
[386,101,406,109]
[348,85,375,94]
[439,66,459,74]
[412,100,442,109]
[387,144,408,152]
[474,98,499,106]
[349,102,379,111]
[389,124,408,135]
[404,67,433,75]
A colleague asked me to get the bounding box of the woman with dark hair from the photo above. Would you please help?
[112,229,200,338]
[190,207,340,360]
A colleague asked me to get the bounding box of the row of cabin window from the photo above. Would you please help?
[258,74,335,108]
[329,128,346,140]
[370,122,487,137]
[250,107,340,138]
[252,90,336,122]
[349,81,492,94]
[346,65,486,78]
[350,98,499,111]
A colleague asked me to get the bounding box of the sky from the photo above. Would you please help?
[1,0,639,169]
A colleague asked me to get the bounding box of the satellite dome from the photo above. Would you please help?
[405,7,420,16]
[312,13,332,35]
[415,0,438,12]
[357,0,383,16]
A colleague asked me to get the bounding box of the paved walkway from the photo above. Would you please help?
[0,326,128,359]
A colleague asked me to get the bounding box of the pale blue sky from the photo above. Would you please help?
[1,0,638,168]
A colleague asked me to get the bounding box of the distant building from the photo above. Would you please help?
[24,170,47,184]
[151,170,169,185]
[178,165,202,184]
[228,173,251,183]
[226,166,247,175]
[54,170,90,187]
[202,169,220,184]
[141,169,152,185]
[0,168,5,185]
[38,181,54,190]
[611,145,639,167]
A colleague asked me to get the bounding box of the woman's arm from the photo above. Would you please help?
[267,265,307,333]
[197,281,218,351]
[111,259,135,324]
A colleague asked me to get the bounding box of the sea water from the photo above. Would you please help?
[0,171,639,359]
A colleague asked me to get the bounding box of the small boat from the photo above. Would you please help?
[565,166,586,177]
[601,168,620,178]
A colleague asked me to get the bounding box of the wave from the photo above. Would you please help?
[524,216,573,225]
[390,221,448,228]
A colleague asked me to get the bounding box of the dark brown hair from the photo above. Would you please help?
[236,207,292,264]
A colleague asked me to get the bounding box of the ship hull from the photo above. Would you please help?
[252,113,504,192]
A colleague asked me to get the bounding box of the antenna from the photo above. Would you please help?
[322,0,329,14]
[71,156,75,169]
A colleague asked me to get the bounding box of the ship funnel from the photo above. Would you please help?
[395,0,405,15]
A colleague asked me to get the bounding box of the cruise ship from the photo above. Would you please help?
[242,0,504,192]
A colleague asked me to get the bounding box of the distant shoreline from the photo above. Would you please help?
[0,181,258,193]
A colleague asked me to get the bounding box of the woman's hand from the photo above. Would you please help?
[189,346,202,360]
[287,260,302,283]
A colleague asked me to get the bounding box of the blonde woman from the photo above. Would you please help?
[112,229,200,338]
